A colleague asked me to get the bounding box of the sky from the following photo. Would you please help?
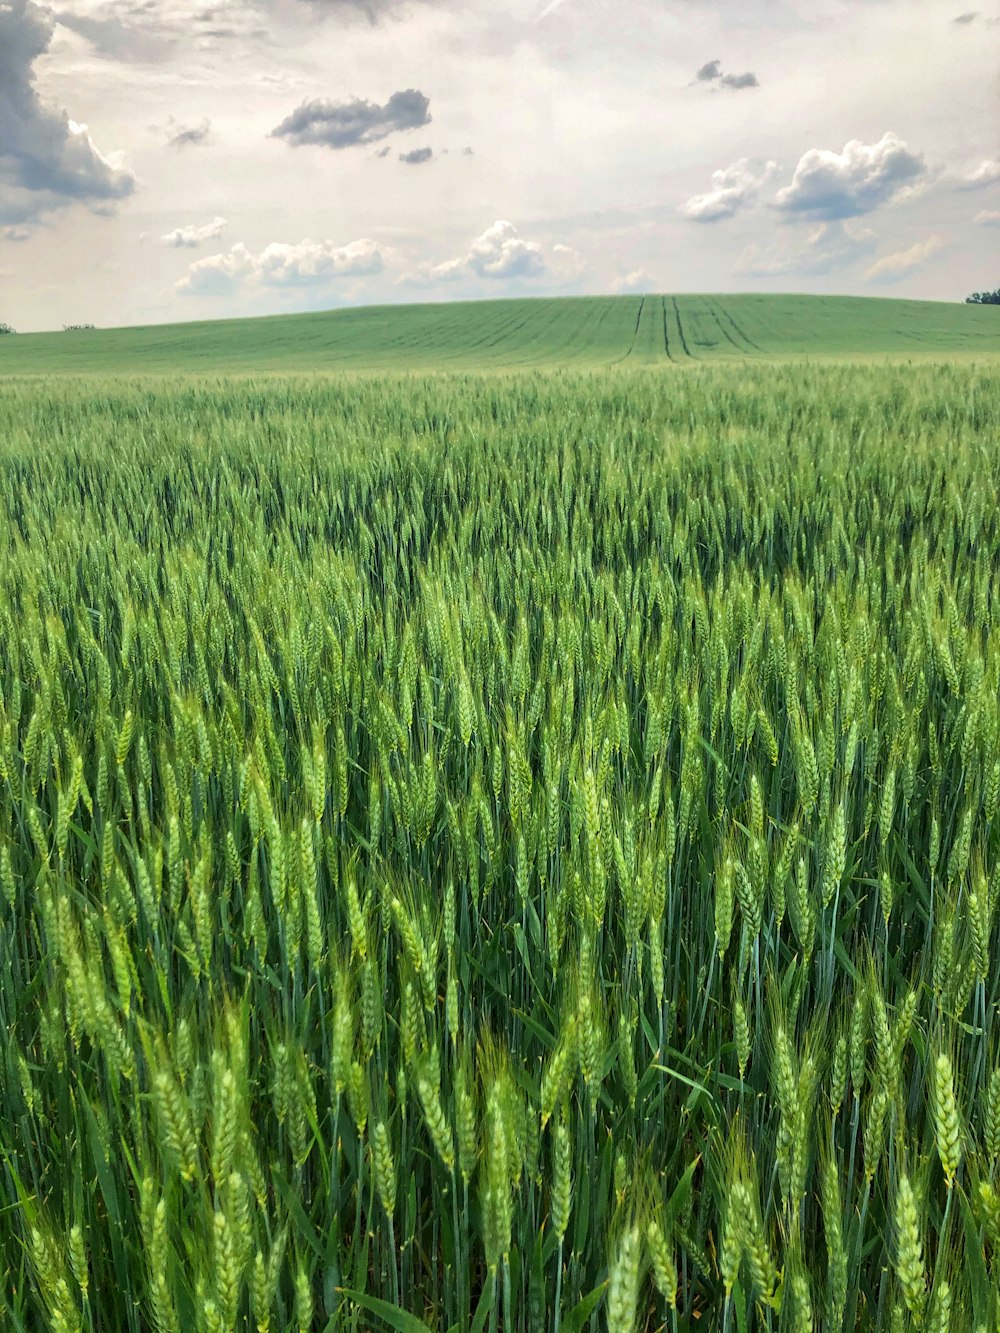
[0,0,998,332]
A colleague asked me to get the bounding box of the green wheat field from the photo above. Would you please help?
[2,292,1000,374]
[1,296,999,1333]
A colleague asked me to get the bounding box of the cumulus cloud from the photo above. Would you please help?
[0,0,136,227]
[958,159,1000,188]
[736,220,877,277]
[425,219,546,280]
[404,220,578,285]
[466,220,546,278]
[774,132,926,219]
[177,236,384,295]
[865,235,945,281]
[696,59,722,81]
[974,208,1000,225]
[399,146,433,165]
[680,160,774,222]
[721,71,758,89]
[952,10,978,20]
[168,119,212,149]
[160,217,227,248]
[271,89,431,150]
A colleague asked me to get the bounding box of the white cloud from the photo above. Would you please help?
[419,220,544,281]
[401,221,582,287]
[679,160,775,222]
[468,219,545,278]
[177,237,385,295]
[865,235,945,281]
[550,242,585,279]
[958,159,1000,189]
[610,269,655,294]
[160,217,227,248]
[774,132,926,219]
[975,209,1000,225]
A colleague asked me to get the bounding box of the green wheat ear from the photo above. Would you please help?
[933,1052,962,1188]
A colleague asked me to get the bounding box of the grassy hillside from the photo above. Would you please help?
[1,292,997,375]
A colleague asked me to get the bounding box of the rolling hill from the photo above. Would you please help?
[1,292,997,375]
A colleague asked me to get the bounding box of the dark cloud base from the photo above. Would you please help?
[1,0,135,227]
[695,59,759,90]
[271,89,431,149]
[169,119,212,148]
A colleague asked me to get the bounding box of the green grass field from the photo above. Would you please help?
[1,293,998,375]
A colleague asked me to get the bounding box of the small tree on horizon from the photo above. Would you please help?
[965,288,1000,305]
[0,322,15,335]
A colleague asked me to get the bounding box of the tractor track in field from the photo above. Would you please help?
[660,297,676,362]
[612,296,646,364]
[672,297,694,358]
[705,300,745,354]
[713,298,763,353]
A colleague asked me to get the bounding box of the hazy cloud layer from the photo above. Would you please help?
[168,119,212,149]
[52,0,265,60]
[161,217,227,248]
[178,236,385,294]
[866,235,945,281]
[774,133,926,219]
[297,0,443,18]
[737,221,877,277]
[0,0,136,226]
[3,0,998,328]
[271,90,431,149]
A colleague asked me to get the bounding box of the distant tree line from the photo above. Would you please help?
[0,322,14,335]
[966,288,1000,305]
